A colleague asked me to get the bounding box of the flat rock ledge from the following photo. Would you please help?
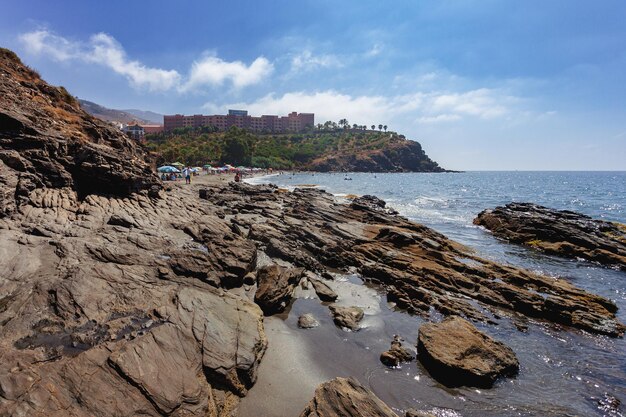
[300,377,398,417]
[417,316,519,388]
[474,202,626,270]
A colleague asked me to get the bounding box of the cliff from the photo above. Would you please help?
[305,136,444,172]
[0,47,160,207]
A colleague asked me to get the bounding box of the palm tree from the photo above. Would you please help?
[371,125,375,130]
[383,125,387,132]
[338,118,348,129]
[378,124,383,131]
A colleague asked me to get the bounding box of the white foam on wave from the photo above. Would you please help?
[243,173,280,185]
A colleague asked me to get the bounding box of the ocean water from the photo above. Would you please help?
[244,171,626,417]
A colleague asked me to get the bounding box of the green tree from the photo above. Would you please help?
[222,135,251,165]
[371,125,375,130]
[378,124,383,131]
[383,125,387,132]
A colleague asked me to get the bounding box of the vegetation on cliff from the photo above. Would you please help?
[145,126,445,172]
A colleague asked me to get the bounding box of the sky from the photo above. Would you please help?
[1,0,625,170]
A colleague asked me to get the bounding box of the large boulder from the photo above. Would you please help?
[417,316,519,387]
[474,202,626,270]
[300,377,398,417]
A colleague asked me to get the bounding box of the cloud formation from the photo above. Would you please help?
[182,55,273,91]
[290,50,342,72]
[209,88,516,126]
[19,29,271,92]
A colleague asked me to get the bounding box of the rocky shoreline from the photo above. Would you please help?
[475,202,626,270]
[1,49,625,416]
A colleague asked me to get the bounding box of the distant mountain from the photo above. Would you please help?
[78,99,162,125]
[122,109,163,124]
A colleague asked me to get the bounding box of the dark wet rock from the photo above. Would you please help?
[254,265,304,315]
[298,314,320,329]
[329,306,364,331]
[475,202,626,270]
[380,335,415,367]
[309,276,339,302]
[300,377,398,417]
[417,316,519,388]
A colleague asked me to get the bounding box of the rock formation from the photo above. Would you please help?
[298,314,320,329]
[0,48,160,205]
[300,377,398,417]
[306,138,445,173]
[474,202,626,270]
[0,49,266,416]
[380,335,415,367]
[199,185,624,337]
[329,306,365,331]
[254,264,304,315]
[417,317,519,387]
[309,276,339,302]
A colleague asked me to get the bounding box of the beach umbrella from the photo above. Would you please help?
[157,165,180,173]
[171,162,184,168]
[203,164,212,168]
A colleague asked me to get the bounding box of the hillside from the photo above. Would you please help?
[122,108,163,124]
[78,99,162,125]
[146,127,446,172]
[0,48,160,201]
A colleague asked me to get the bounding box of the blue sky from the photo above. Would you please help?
[1,0,625,170]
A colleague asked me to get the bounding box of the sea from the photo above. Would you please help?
[241,171,626,417]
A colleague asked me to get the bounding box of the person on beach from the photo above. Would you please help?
[183,167,191,184]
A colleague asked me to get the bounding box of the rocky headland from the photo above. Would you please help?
[475,202,626,270]
[1,49,624,416]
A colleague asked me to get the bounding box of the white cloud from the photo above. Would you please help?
[208,91,387,125]
[19,29,271,92]
[417,114,462,124]
[290,50,342,72]
[430,89,509,119]
[87,33,180,91]
[182,55,273,90]
[20,30,77,61]
[205,87,517,127]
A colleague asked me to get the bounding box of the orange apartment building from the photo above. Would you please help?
[163,110,314,133]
